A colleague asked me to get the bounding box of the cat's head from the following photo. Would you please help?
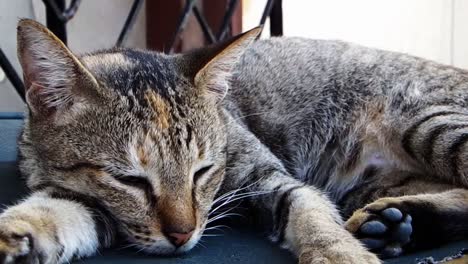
[16,19,260,254]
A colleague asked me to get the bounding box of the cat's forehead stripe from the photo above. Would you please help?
[81,49,179,102]
[145,89,170,129]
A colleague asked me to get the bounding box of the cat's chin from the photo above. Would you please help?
[137,231,201,256]
[134,241,175,256]
[140,242,198,256]
[174,231,202,254]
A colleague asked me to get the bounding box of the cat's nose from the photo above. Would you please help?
[166,230,194,247]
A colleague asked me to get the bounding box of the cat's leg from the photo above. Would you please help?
[270,182,380,264]
[233,173,380,264]
[344,185,468,258]
[0,190,114,264]
[225,113,380,264]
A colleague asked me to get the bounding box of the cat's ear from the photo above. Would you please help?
[179,27,262,99]
[17,19,99,117]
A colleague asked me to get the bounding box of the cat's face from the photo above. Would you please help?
[16,19,260,254]
[28,50,229,254]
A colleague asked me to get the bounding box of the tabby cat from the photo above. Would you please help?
[0,18,467,264]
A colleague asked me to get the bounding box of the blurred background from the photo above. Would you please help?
[1,0,467,112]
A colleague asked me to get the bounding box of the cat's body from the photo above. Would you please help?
[0,19,467,264]
[224,38,468,254]
[227,37,468,204]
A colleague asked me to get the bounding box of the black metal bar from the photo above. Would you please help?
[259,0,276,26]
[42,0,81,22]
[43,0,68,44]
[63,0,81,20]
[269,0,283,36]
[217,0,240,41]
[116,0,144,47]
[0,49,25,102]
[166,0,197,53]
[193,6,216,44]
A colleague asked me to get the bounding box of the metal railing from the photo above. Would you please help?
[0,0,283,103]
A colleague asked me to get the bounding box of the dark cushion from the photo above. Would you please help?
[0,114,466,263]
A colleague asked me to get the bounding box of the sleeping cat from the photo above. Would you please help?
[0,18,467,263]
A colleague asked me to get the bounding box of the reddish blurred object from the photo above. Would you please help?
[146,0,242,53]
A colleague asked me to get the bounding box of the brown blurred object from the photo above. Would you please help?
[444,255,468,264]
[146,0,242,53]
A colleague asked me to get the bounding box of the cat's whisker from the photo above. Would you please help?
[207,212,243,224]
[209,190,272,216]
[211,177,272,209]
[136,245,148,254]
[204,224,230,231]
[211,189,251,213]
[219,189,272,203]
[212,185,248,205]
[204,226,230,234]
[117,243,139,251]
[214,177,266,200]
[210,198,242,217]
[202,234,224,237]
[204,227,228,234]
[196,240,207,248]
[209,199,245,218]
[211,188,249,208]
[213,190,257,206]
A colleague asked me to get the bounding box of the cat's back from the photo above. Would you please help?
[227,36,468,125]
[227,38,377,124]
[230,37,468,107]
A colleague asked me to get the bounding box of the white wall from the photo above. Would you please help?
[453,0,468,69]
[244,0,468,68]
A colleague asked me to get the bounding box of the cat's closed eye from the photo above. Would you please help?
[193,165,213,183]
[114,175,151,190]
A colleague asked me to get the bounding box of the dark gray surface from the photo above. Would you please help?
[0,116,467,263]
[0,118,22,162]
[79,230,294,264]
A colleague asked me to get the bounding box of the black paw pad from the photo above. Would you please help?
[360,221,388,235]
[391,216,412,244]
[361,238,386,249]
[358,207,412,258]
[381,208,403,222]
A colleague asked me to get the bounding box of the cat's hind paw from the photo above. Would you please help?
[345,198,413,258]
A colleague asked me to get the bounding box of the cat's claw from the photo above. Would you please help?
[345,205,413,258]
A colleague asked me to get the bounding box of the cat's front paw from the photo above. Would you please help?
[0,227,37,264]
[299,246,381,264]
[0,218,58,264]
[0,234,37,264]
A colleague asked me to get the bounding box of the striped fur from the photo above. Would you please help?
[1,18,467,263]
